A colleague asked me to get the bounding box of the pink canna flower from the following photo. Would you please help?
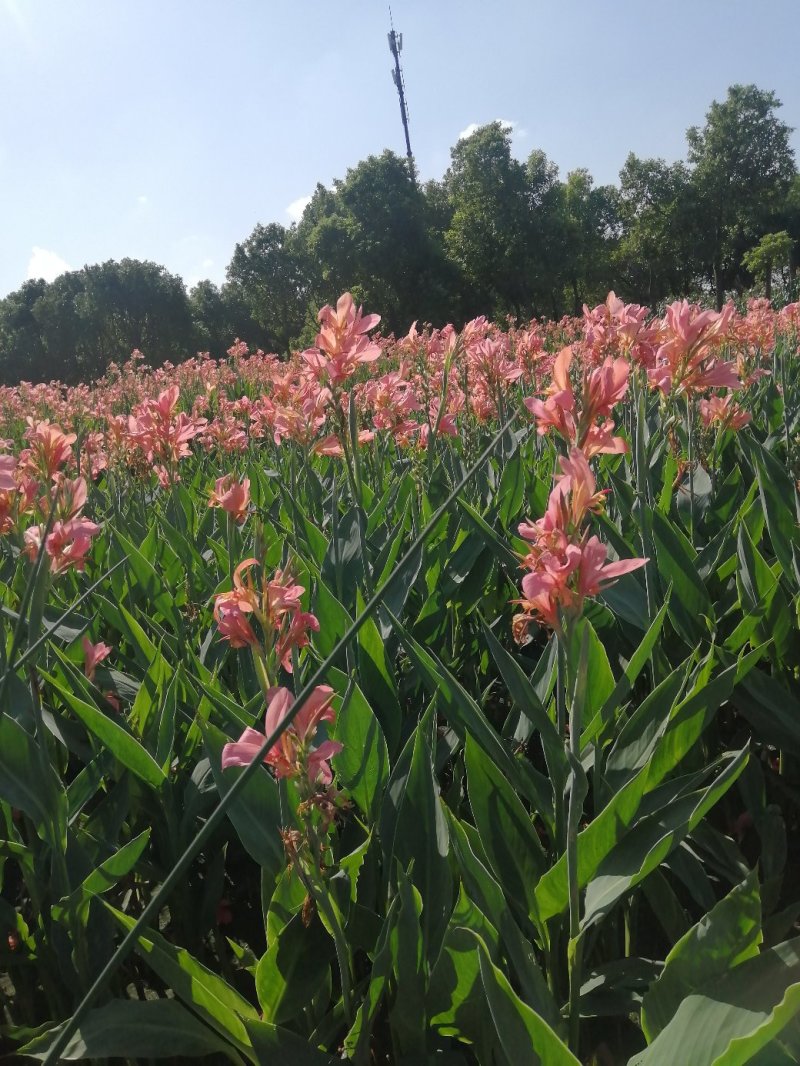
[574,536,648,598]
[0,455,15,491]
[698,393,752,431]
[24,516,101,574]
[513,447,646,638]
[221,685,342,785]
[649,300,739,395]
[209,475,250,523]
[302,293,382,387]
[82,636,112,682]
[213,596,259,648]
[22,421,77,479]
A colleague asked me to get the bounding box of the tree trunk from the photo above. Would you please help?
[765,257,772,302]
[713,261,724,311]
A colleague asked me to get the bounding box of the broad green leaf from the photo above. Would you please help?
[582,746,749,928]
[641,869,762,1040]
[52,829,151,923]
[355,590,402,755]
[107,903,258,1053]
[388,868,426,1060]
[18,999,237,1062]
[536,653,757,922]
[393,612,552,824]
[583,594,672,748]
[388,722,452,963]
[47,675,166,789]
[0,714,67,849]
[255,913,333,1025]
[465,735,545,920]
[243,1019,336,1064]
[652,508,715,645]
[331,680,389,820]
[470,932,579,1064]
[631,936,800,1066]
[482,619,566,788]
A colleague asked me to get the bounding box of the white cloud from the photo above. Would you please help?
[458,118,524,141]
[27,246,70,283]
[285,195,312,223]
[137,194,149,207]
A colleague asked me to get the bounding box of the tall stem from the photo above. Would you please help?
[563,625,588,1055]
[685,392,695,546]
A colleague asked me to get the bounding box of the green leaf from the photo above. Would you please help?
[18,999,237,1062]
[255,913,333,1025]
[641,869,762,1041]
[355,591,402,756]
[243,1019,337,1064]
[469,931,579,1064]
[331,680,389,820]
[388,721,453,964]
[0,715,66,848]
[106,903,258,1053]
[583,594,672,748]
[47,674,166,789]
[465,735,545,919]
[652,508,715,645]
[497,450,525,528]
[482,620,566,789]
[313,579,353,658]
[388,867,427,1060]
[535,652,758,922]
[52,829,151,924]
[392,612,552,824]
[630,936,800,1066]
[581,746,749,928]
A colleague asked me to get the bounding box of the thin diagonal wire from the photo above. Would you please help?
[43,411,519,1064]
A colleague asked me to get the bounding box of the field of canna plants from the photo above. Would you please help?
[1,291,800,1064]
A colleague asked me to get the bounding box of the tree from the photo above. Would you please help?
[742,231,793,300]
[296,151,455,333]
[442,122,534,319]
[559,169,620,314]
[226,223,315,353]
[616,154,698,305]
[687,84,797,308]
[0,260,195,384]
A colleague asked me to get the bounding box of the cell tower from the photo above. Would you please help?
[387,8,414,171]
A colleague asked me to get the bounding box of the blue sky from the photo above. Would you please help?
[2,0,799,299]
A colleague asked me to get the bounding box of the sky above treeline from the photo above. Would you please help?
[2,0,799,300]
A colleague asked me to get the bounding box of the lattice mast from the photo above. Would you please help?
[387,8,414,171]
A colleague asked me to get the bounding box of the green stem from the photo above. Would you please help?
[686,392,695,546]
[563,624,588,1056]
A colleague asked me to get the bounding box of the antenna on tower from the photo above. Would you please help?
[387,7,414,175]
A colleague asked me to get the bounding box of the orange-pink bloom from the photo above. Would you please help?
[209,475,250,523]
[221,685,342,784]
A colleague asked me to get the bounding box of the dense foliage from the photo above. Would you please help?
[2,84,799,385]
[1,290,799,1063]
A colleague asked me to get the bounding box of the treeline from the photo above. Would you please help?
[2,84,799,384]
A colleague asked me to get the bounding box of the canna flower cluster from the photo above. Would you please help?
[647,301,739,396]
[525,345,630,457]
[126,385,207,485]
[1,422,102,575]
[302,292,382,387]
[698,393,752,432]
[213,557,319,674]
[513,449,647,640]
[222,685,342,787]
